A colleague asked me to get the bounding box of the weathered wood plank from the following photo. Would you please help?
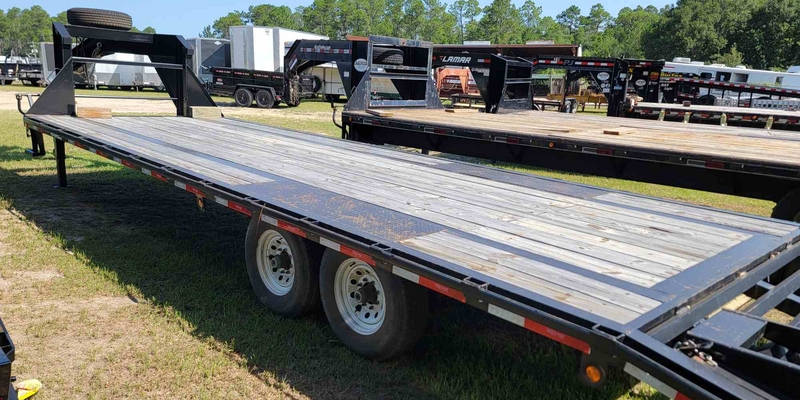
[125,116,742,262]
[403,231,660,323]
[96,116,753,287]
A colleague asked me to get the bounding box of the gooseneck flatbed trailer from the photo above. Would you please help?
[15,20,800,400]
[340,46,800,223]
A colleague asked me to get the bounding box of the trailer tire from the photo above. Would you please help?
[255,89,274,109]
[245,217,320,317]
[696,94,716,106]
[66,8,133,31]
[319,249,428,360]
[372,48,404,65]
[234,88,253,107]
[772,188,800,222]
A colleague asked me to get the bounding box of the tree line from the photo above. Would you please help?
[0,6,155,58]
[1,1,797,71]
[201,0,800,70]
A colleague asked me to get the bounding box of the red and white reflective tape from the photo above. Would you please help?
[260,214,308,238]
[214,195,252,216]
[301,47,351,54]
[319,237,376,266]
[574,61,613,67]
[174,180,205,197]
[476,58,491,64]
[120,159,137,169]
[623,363,690,400]
[391,266,466,303]
[487,304,591,354]
[141,168,168,182]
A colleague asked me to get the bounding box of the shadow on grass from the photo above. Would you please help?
[0,145,650,400]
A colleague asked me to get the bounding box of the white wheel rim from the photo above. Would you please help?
[334,259,386,335]
[255,230,294,296]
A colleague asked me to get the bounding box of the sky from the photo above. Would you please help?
[8,1,674,38]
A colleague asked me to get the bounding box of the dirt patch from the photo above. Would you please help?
[16,270,64,281]
[220,107,332,122]
[2,91,175,114]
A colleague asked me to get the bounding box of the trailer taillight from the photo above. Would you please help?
[584,365,603,383]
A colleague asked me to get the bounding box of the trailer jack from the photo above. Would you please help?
[25,129,47,157]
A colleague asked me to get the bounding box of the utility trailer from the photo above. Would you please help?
[630,102,800,131]
[15,21,800,400]
[526,56,664,116]
[626,77,800,130]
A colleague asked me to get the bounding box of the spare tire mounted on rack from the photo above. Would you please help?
[67,8,133,31]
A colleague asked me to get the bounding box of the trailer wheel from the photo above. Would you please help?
[255,90,274,109]
[772,188,800,222]
[66,8,133,31]
[319,249,428,360]
[245,217,320,317]
[234,88,253,107]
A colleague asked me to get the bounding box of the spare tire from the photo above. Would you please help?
[67,8,133,31]
[373,47,404,65]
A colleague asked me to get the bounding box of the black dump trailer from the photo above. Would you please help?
[1,62,44,86]
[15,19,800,400]
[207,66,322,108]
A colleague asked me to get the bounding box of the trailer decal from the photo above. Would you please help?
[623,363,689,400]
[487,304,591,354]
[392,265,466,302]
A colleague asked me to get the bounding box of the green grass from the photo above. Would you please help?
[0,93,775,399]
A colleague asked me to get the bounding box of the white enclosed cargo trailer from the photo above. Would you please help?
[38,42,163,90]
[228,25,344,98]
[229,26,327,72]
[187,37,230,83]
[665,59,800,89]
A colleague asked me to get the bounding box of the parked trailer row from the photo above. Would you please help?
[16,21,800,399]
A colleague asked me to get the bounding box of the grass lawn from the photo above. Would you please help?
[0,91,775,399]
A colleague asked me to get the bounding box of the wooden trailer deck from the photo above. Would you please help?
[25,114,800,329]
[634,102,800,119]
[347,108,800,164]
